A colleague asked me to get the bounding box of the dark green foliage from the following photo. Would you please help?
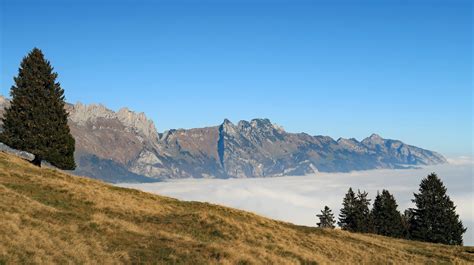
[353,190,372,233]
[409,173,466,245]
[317,206,336,229]
[371,190,404,238]
[338,188,371,232]
[0,48,75,170]
[401,209,414,239]
[338,188,356,231]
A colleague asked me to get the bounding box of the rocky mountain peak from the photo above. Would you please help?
[116,107,158,140]
[247,118,284,132]
[69,102,158,141]
[68,103,114,125]
[250,118,272,127]
[221,119,237,135]
[222,118,285,134]
[336,137,367,153]
[362,133,384,145]
[369,133,383,140]
[237,120,251,129]
[223,118,233,125]
[337,137,359,144]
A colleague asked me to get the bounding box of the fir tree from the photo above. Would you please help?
[353,190,372,233]
[338,188,357,231]
[0,48,75,170]
[317,206,336,229]
[371,190,404,238]
[409,173,466,245]
[338,188,372,233]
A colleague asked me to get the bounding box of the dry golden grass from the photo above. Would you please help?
[0,151,473,264]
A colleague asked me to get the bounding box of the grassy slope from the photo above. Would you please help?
[0,152,473,264]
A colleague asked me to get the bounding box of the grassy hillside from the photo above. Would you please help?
[0,152,473,264]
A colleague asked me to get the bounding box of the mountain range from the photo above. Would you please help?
[0,95,447,182]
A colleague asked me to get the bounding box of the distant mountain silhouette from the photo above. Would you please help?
[0,95,447,182]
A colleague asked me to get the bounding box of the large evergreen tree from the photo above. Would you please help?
[371,190,404,238]
[317,206,336,229]
[0,48,75,170]
[409,173,466,245]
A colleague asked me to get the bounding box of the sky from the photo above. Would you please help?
[0,0,472,156]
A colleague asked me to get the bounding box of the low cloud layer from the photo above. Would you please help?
[120,158,474,246]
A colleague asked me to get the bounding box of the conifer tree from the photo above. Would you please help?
[317,206,336,229]
[338,188,357,231]
[401,209,413,239]
[409,173,466,245]
[0,48,75,169]
[353,190,372,233]
[371,190,404,238]
[338,188,372,233]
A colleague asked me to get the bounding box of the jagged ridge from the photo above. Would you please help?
[0,95,447,181]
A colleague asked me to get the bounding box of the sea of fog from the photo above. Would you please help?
[119,157,474,246]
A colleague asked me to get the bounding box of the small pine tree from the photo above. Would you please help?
[338,188,357,231]
[371,190,404,238]
[317,206,336,229]
[0,48,75,169]
[409,173,466,245]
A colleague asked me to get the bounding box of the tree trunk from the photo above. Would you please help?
[31,156,42,167]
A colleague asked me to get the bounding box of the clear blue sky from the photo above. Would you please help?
[0,0,472,156]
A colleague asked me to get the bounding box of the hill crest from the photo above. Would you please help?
[0,151,472,264]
